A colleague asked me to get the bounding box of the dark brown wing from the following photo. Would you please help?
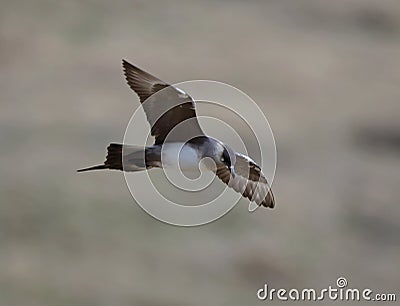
[216,153,275,208]
[122,60,205,145]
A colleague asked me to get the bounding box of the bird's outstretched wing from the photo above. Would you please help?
[215,153,275,208]
[122,60,205,145]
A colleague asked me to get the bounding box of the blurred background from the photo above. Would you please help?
[1,0,399,305]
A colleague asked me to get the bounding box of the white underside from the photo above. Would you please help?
[160,143,203,171]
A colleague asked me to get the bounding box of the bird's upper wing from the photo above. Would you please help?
[122,60,205,145]
[215,153,275,208]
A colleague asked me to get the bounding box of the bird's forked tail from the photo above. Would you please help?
[77,143,147,172]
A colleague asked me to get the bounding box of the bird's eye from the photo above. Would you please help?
[221,157,225,162]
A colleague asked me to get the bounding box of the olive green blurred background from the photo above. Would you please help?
[1,0,399,305]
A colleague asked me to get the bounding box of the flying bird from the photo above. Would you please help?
[78,60,275,208]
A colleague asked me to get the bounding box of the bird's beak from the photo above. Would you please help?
[229,166,235,178]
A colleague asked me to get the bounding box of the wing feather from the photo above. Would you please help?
[216,153,275,208]
[122,60,205,144]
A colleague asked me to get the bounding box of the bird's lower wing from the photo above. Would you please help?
[215,153,275,208]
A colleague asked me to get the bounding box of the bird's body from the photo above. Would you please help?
[159,142,201,171]
[78,60,275,208]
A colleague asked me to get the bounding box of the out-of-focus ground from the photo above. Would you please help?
[1,0,399,305]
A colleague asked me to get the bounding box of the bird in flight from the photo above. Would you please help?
[78,60,275,208]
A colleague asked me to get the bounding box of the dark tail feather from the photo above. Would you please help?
[77,143,123,172]
[77,164,107,172]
